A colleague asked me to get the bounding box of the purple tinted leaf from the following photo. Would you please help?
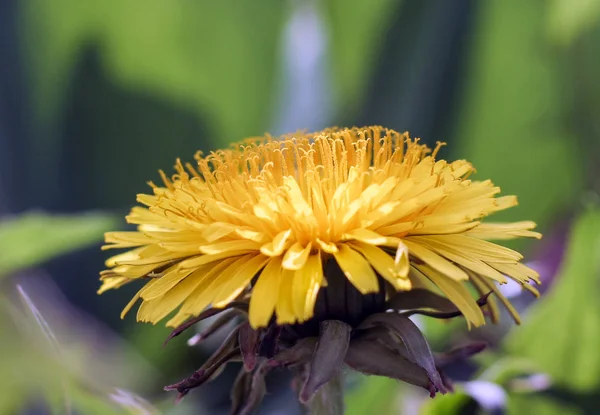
[300,320,352,404]
[345,338,437,397]
[357,312,446,393]
[164,348,239,397]
[164,302,248,346]
[231,369,253,415]
[258,323,281,358]
[237,365,269,415]
[200,322,243,369]
[268,337,317,368]
[239,323,261,372]
[401,291,491,319]
[435,342,487,368]
[165,323,244,399]
[386,288,456,313]
[439,369,454,393]
[188,309,242,346]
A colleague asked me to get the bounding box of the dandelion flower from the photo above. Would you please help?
[100,126,541,412]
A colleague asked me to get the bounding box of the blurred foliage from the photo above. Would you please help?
[19,0,288,210]
[547,0,600,46]
[0,212,196,414]
[420,387,473,415]
[20,0,287,144]
[0,286,159,415]
[345,375,399,415]
[453,0,584,232]
[320,0,398,115]
[423,388,584,415]
[508,394,583,415]
[0,212,116,276]
[507,208,600,391]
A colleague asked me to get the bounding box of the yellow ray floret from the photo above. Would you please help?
[99,126,541,329]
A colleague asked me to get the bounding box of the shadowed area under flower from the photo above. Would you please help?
[98,126,541,412]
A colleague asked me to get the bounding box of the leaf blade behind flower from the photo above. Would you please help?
[506,209,600,391]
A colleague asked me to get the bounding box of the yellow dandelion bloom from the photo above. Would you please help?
[99,126,541,329]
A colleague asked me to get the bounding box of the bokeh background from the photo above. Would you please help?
[1,1,600,414]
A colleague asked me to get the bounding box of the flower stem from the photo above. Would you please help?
[306,373,345,415]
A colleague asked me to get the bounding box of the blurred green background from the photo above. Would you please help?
[1,0,600,414]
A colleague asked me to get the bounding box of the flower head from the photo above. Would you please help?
[101,126,540,328]
[99,126,541,410]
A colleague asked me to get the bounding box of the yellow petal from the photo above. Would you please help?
[403,240,469,281]
[415,265,484,328]
[471,273,521,324]
[316,238,338,253]
[260,229,292,256]
[292,253,323,321]
[113,246,188,266]
[342,228,388,245]
[349,241,411,291]
[121,279,157,319]
[376,221,417,236]
[493,195,518,212]
[333,244,379,293]
[465,221,542,240]
[103,232,154,250]
[180,250,254,268]
[249,257,283,328]
[490,262,540,284]
[394,240,410,278]
[282,242,312,270]
[407,222,480,236]
[470,274,501,323]
[165,311,192,328]
[522,282,540,297]
[137,268,211,324]
[200,240,261,255]
[423,235,523,262]
[235,228,269,243]
[212,254,270,307]
[105,247,143,267]
[201,222,236,242]
[409,237,508,283]
[97,276,129,293]
[140,267,193,300]
[283,176,313,216]
[276,269,297,324]
[178,257,239,315]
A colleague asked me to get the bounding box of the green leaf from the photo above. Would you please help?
[452,0,584,233]
[506,209,600,391]
[508,393,583,415]
[321,0,399,115]
[420,388,472,415]
[21,0,287,145]
[20,0,288,205]
[345,375,399,415]
[47,386,133,415]
[476,355,540,387]
[100,1,287,144]
[0,211,116,276]
[547,0,600,46]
